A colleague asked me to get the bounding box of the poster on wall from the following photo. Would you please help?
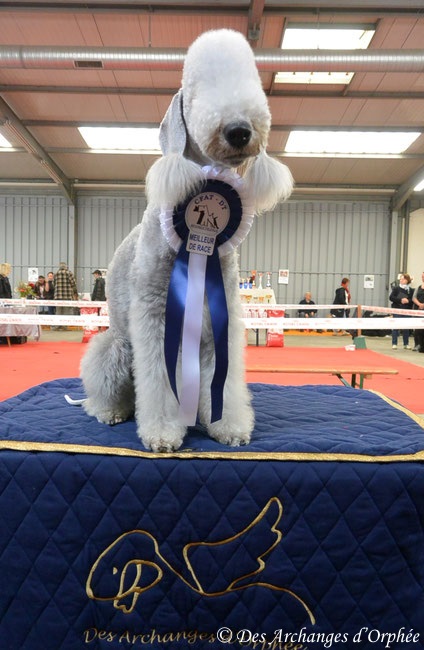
[278,269,289,285]
[27,267,38,282]
[364,274,374,289]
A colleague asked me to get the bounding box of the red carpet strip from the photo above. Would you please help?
[246,346,424,414]
[1,341,423,414]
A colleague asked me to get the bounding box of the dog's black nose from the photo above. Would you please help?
[223,121,252,149]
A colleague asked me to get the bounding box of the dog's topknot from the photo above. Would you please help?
[182,29,262,92]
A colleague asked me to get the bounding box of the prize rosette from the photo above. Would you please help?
[160,166,255,425]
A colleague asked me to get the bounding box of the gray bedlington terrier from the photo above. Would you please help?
[80,29,293,452]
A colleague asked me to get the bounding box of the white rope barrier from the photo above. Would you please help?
[1,301,423,330]
[0,314,110,327]
[243,304,424,317]
[0,299,107,309]
[243,317,424,330]
[2,300,423,316]
[361,305,424,317]
[1,314,423,330]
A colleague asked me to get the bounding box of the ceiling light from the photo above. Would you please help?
[78,126,161,151]
[0,132,13,148]
[285,131,421,155]
[276,25,375,85]
[414,178,424,192]
[276,71,356,85]
[282,25,375,50]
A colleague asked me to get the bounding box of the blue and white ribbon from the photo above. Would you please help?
[160,166,254,426]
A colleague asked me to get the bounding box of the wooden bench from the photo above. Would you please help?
[245,367,398,389]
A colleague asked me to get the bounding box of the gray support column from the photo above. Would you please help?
[68,203,78,283]
[388,209,399,299]
[402,201,411,274]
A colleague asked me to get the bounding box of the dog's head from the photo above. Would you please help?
[147,29,293,212]
[181,29,271,168]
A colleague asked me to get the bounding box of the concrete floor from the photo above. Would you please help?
[37,327,424,369]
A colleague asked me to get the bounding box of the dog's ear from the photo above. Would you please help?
[243,150,294,214]
[146,90,205,207]
[159,90,187,155]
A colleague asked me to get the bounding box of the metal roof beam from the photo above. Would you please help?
[4,85,424,101]
[247,0,265,45]
[0,1,423,15]
[0,96,74,204]
[391,166,424,211]
[17,119,424,133]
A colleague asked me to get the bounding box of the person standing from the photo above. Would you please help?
[0,262,12,299]
[34,274,49,314]
[34,275,46,299]
[331,277,351,335]
[0,263,12,344]
[44,271,56,315]
[53,262,78,329]
[389,273,413,350]
[91,270,106,302]
[412,271,424,352]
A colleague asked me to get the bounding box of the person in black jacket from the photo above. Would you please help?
[298,291,317,318]
[0,262,12,299]
[44,271,56,315]
[389,273,413,349]
[91,270,106,302]
[0,263,12,344]
[412,271,424,352]
[331,277,351,335]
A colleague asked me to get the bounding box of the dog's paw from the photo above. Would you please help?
[149,440,180,453]
[207,423,252,448]
[139,425,186,453]
[83,399,131,426]
[207,410,254,447]
[96,412,129,426]
[104,414,127,426]
[214,432,251,447]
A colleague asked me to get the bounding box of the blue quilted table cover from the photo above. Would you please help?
[0,379,423,650]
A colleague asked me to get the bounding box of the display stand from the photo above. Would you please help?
[240,289,279,346]
[239,288,275,304]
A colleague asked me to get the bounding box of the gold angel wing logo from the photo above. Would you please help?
[86,497,314,624]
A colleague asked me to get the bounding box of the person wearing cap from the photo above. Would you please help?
[52,262,79,330]
[91,270,106,302]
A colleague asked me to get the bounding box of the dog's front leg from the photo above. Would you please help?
[199,312,255,447]
[203,370,254,448]
[130,304,186,453]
